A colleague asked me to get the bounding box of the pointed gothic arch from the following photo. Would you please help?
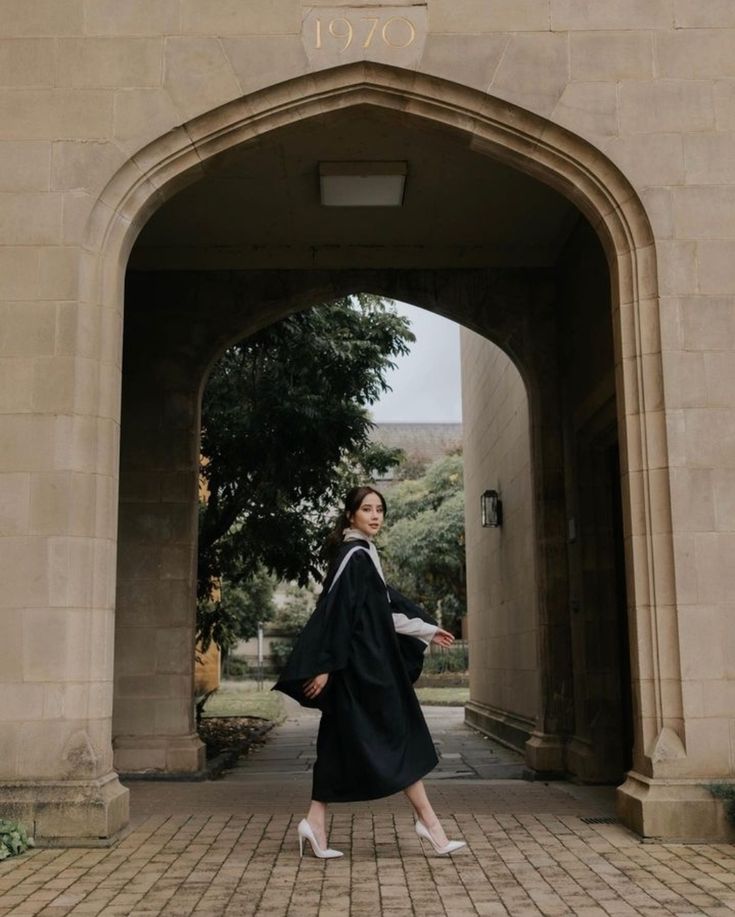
[87,62,679,836]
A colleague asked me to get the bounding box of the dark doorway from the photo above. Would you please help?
[609,443,634,775]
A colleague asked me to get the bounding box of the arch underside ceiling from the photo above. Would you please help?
[89,63,655,291]
[124,266,552,391]
[129,104,581,272]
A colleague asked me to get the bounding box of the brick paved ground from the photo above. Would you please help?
[1,702,734,917]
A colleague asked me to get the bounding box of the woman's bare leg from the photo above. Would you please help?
[306,800,328,849]
[402,779,449,847]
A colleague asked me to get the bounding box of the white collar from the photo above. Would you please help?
[343,526,371,543]
[342,527,386,585]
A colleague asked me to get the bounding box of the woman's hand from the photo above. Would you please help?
[431,628,455,648]
[303,673,329,699]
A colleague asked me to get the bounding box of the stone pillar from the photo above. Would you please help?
[614,284,735,840]
[555,220,633,783]
[111,269,307,774]
[0,284,129,843]
[518,284,575,775]
[112,269,300,773]
[112,291,205,775]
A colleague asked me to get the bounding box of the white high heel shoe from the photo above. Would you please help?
[415,818,467,856]
[297,818,344,859]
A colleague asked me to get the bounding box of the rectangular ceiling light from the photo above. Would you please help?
[319,161,407,207]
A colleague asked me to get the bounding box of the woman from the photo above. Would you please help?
[272,485,467,859]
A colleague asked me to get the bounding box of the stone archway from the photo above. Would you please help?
[85,63,685,840]
[114,266,570,778]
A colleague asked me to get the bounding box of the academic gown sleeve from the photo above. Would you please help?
[387,585,439,684]
[270,550,369,711]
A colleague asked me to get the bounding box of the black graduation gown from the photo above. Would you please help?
[272,539,439,802]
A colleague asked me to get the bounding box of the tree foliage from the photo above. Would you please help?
[196,295,413,646]
[266,583,319,671]
[198,568,276,654]
[379,453,466,635]
[271,584,317,635]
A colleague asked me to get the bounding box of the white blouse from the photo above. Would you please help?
[392,612,438,646]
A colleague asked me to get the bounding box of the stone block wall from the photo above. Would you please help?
[461,330,539,748]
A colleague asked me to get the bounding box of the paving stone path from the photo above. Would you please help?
[1,701,734,916]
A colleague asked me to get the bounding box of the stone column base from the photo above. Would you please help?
[464,700,534,753]
[525,731,567,775]
[0,771,129,847]
[565,735,597,780]
[565,735,623,783]
[113,733,206,776]
[617,771,735,842]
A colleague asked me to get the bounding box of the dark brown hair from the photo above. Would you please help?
[323,485,387,565]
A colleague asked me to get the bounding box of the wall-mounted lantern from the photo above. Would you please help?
[480,489,503,528]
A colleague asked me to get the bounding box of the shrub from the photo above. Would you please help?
[707,783,735,824]
[224,655,250,679]
[0,820,34,860]
[270,638,297,671]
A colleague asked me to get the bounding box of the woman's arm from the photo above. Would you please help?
[387,584,439,644]
[392,611,438,645]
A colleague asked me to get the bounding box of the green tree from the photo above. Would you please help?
[267,583,318,670]
[271,583,316,635]
[379,453,466,635]
[197,294,413,646]
[394,455,428,481]
[198,567,276,655]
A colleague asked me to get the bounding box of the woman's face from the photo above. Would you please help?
[348,492,385,538]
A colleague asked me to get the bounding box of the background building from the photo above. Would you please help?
[371,421,463,485]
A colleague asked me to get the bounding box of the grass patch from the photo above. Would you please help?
[202,679,286,723]
[414,686,469,707]
[202,680,468,719]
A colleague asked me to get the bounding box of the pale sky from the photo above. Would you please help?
[371,301,462,423]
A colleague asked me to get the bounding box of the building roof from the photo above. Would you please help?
[370,422,463,480]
